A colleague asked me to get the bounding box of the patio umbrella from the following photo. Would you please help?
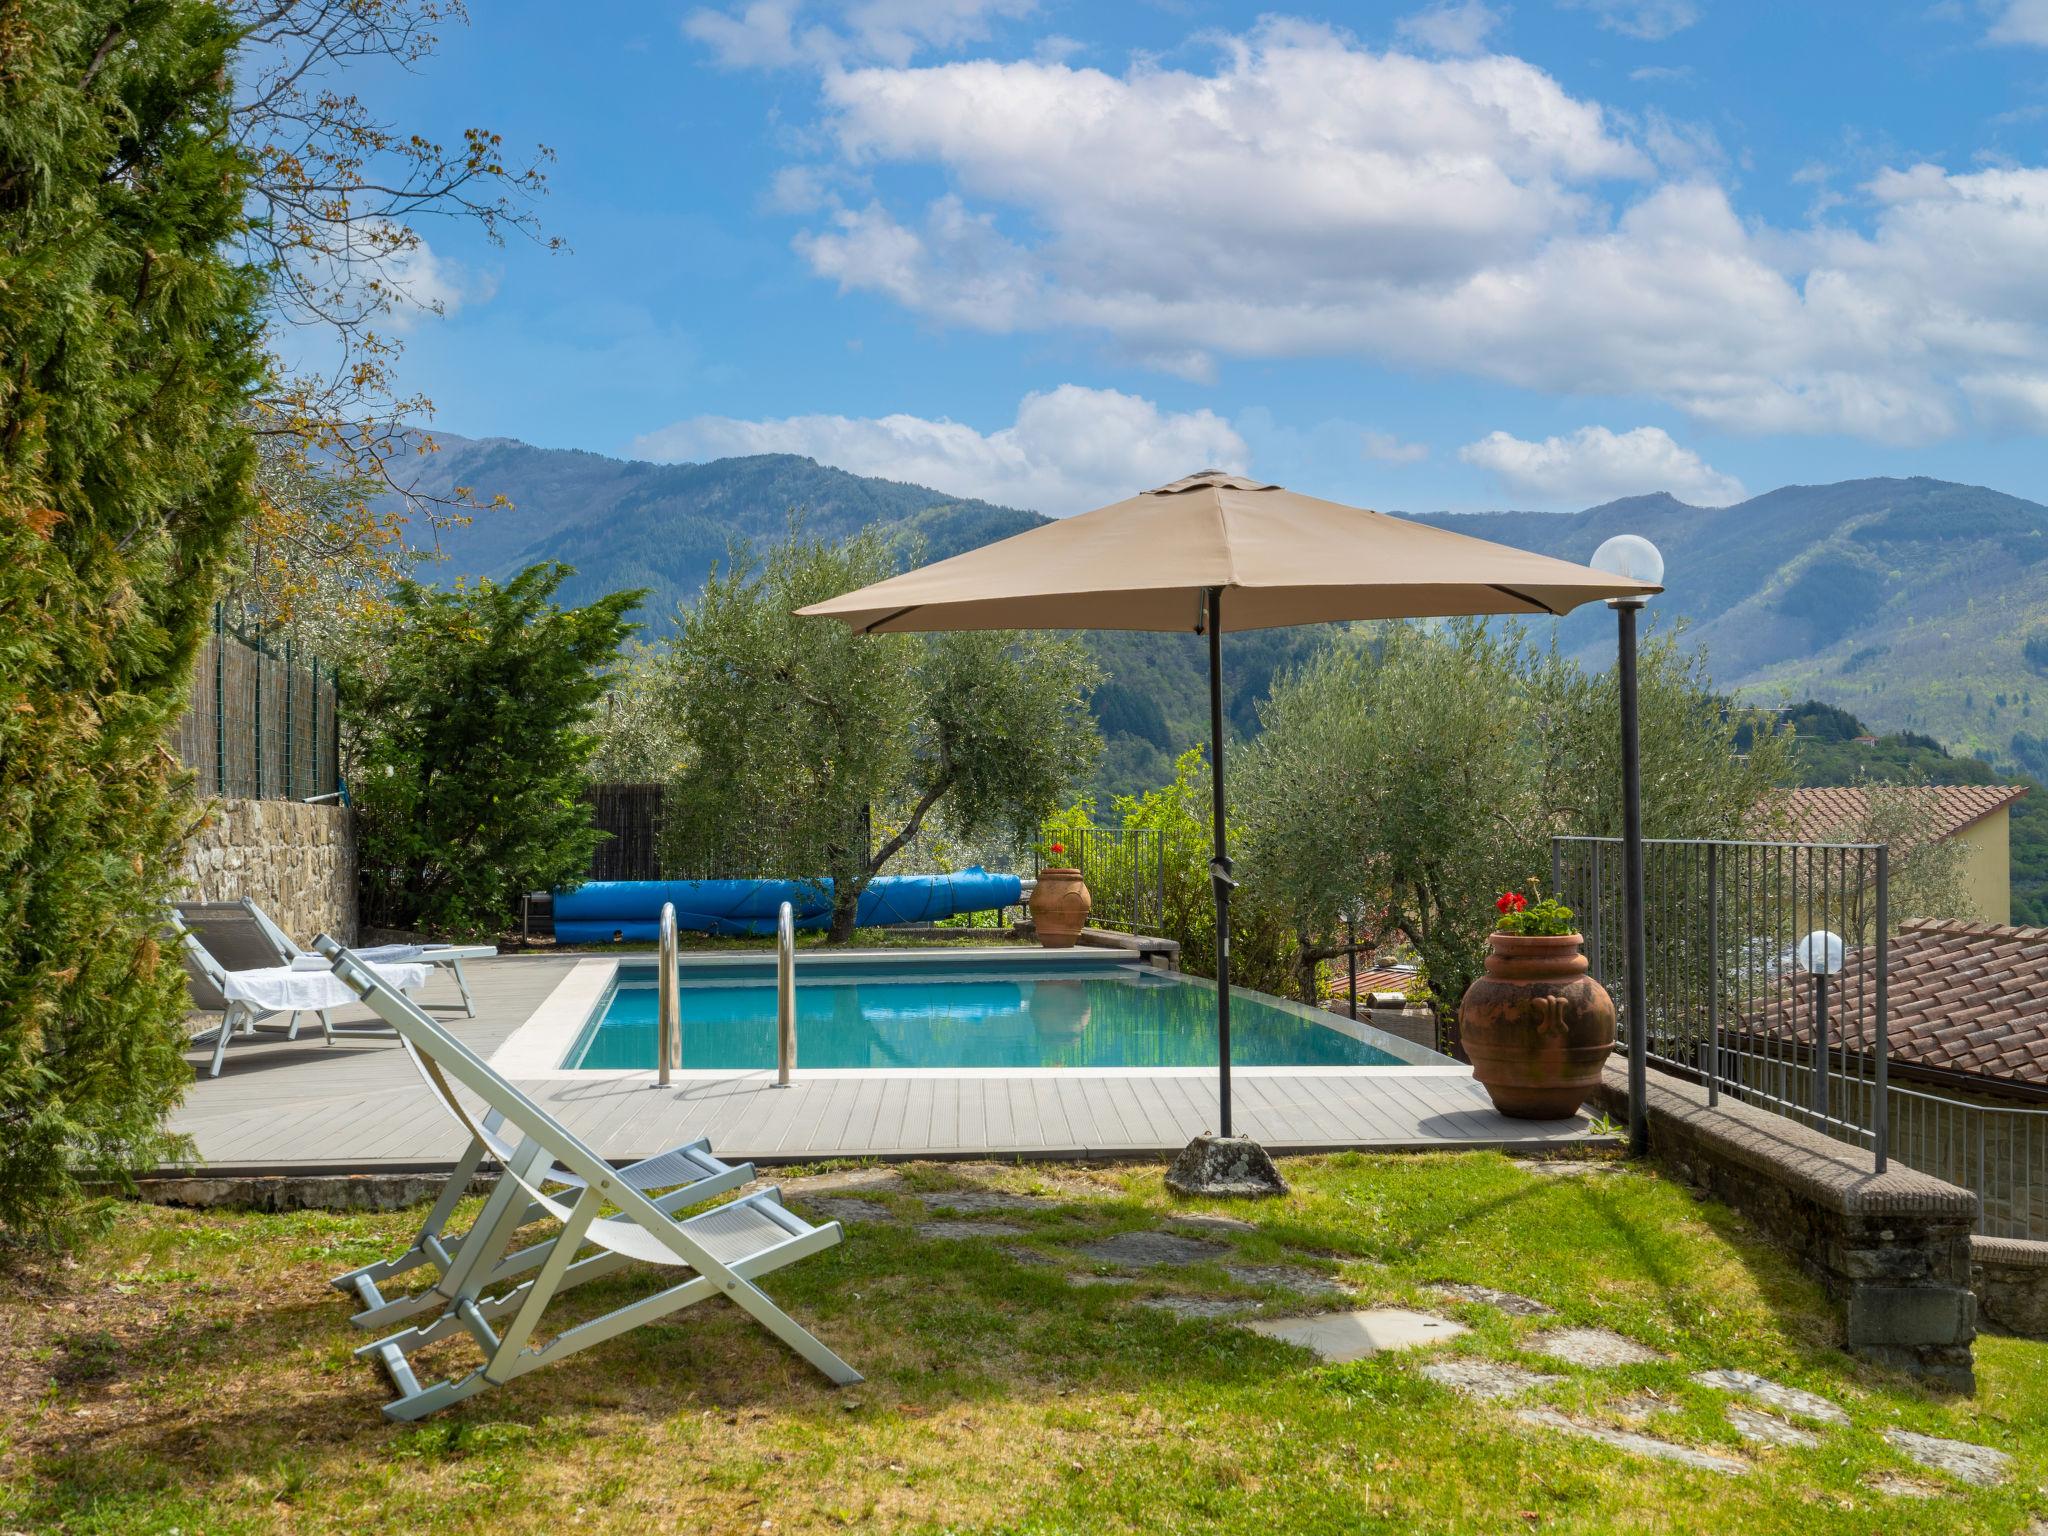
[797,470,1661,1140]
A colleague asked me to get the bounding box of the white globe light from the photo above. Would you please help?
[1590,533,1665,588]
[1795,929,1846,976]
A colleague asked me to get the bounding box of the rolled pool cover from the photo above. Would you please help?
[552,867,1024,941]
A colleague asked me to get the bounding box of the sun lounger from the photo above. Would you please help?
[170,905,433,1077]
[321,942,861,1420]
[230,898,497,1017]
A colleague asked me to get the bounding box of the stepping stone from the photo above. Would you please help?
[1004,1245,1060,1267]
[784,1168,906,1196]
[1073,1231,1230,1269]
[1865,1473,1940,1500]
[1138,1295,1262,1320]
[917,1220,1027,1241]
[1516,1408,1748,1476]
[921,1188,1055,1215]
[1726,1404,1819,1449]
[1512,1159,1621,1177]
[1527,1328,1664,1367]
[1072,1273,1139,1287]
[1688,1369,1849,1426]
[1419,1359,1561,1401]
[1432,1282,1553,1317]
[1246,1308,1466,1364]
[1224,1263,1352,1297]
[1169,1213,1257,1235]
[805,1197,894,1225]
[1883,1428,2011,1488]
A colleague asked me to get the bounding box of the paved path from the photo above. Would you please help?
[169,956,1605,1174]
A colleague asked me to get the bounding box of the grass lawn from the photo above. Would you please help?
[3,1151,2042,1534]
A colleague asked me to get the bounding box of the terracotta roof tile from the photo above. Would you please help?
[1769,784,2028,847]
[1740,917,2048,1088]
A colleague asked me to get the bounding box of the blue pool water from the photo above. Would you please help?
[565,955,1417,1071]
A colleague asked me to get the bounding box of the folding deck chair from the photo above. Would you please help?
[322,943,861,1420]
[170,901,343,1076]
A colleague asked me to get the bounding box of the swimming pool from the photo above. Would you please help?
[561,951,1440,1071]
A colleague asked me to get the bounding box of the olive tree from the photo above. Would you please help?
[663,526,1102,940]
[1238,619,1788,1022]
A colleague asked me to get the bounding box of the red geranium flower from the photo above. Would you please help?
[1495,891,1528,914]
[1050,842,1065,856]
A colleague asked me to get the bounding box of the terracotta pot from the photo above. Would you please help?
[1029,867,1092,949]
[1457,932,1615,1120]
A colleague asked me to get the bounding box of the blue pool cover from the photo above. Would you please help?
[553,868,1023,940]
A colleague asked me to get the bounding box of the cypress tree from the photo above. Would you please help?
[0,3,264,1242]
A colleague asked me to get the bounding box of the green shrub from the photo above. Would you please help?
[350,564,642,939]
[0,4,265,1246]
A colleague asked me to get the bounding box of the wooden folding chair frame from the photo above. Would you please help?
[324,945,862,1420]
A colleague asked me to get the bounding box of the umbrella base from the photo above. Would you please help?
[1165,1134,1289,1199]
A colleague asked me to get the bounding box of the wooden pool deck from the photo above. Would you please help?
[168,955,1608,1175]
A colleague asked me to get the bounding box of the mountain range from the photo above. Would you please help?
[399,435,2048,795]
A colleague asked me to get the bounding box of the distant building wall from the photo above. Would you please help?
[178,798,357,945]
[1955,809,2012,925]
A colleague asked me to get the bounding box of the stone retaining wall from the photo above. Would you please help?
[178,797,357,945]
[1970,1235,2048,1337]
[1592,1059,1980,1392]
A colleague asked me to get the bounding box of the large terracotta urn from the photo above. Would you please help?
[1029,868,1092,948]
[1458,933,1615,1119]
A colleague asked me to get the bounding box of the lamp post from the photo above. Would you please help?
[1590,534,1664,1158]
[1796,929,1846,1133]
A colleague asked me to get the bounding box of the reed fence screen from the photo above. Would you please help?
[170,619,340,801]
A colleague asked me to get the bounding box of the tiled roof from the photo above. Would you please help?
[1324,966,1418,1001]
[1772,784,2027,847]
[1740,918,2048,1088]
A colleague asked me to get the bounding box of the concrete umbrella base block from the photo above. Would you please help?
[1165,1134,1289,1199]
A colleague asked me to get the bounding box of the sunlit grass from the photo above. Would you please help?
[2,1152,2040,1534]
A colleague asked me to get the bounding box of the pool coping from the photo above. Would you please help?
[488,949,1455,1081]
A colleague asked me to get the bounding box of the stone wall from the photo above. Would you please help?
[1592,1059,1980,1392]
[1970,1236,2048,1337]
[178,797,357,945]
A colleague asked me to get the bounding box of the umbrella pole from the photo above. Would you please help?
[1206,586,1235,1138]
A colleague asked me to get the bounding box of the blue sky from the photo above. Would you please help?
[351,1,2048,514]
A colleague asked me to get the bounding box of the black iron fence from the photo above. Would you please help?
[1038,825,1167,936]
[169,611,340,801]
[1554,833,2048,1239]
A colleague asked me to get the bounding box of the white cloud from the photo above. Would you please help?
[1459,425,1745,506]
[741,18,2048,447]
[1363,430,1431,464]
[1394,2,1506,56]
[1987,0,2048,46]
[686,0,1034,69]
[630,385,1247,514]
[370,234,492,329]
[1558,0,1701,41]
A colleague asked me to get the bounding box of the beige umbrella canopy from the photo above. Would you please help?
[799,469,1661,1146]
[796,470,1659,635]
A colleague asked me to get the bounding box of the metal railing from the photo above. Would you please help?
[1554,835,1890,1165]
[775,900,797,1085]
[1038,825,1167,935]
[1554,833,2048,1238]
[656,901,680,1085]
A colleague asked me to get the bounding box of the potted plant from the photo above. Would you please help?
[1029,842,1092,948]
[1457,888,1615,1119]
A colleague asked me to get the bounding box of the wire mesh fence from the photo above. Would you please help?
[1553,833,2048,1238]
[169,613,340,801]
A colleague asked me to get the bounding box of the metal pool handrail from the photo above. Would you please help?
[656,901,680,1086]
[776,900,797,1086]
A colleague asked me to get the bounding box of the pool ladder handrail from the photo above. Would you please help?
[776,900,797,1086]
[656,901,680,1086]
